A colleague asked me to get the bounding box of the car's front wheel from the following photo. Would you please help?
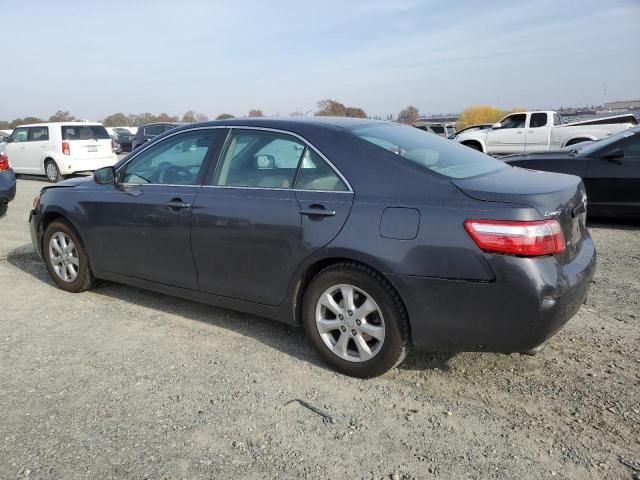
[43,220,95,292]
[302,262,410,378]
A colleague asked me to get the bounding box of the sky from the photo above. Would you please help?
[2,0,639,121]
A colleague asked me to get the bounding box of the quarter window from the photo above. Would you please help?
[11,128,29,143]
[122,130,218,185]
[295,150,348,191]
[29,126,49,141]
[213,130,305,188]
[622,137,640,156]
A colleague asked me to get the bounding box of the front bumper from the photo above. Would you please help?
[389,236,597,353]
[29,209,44,260]
[58,155,118,175]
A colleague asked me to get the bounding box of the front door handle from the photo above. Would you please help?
[299,207,336,217]
[165,198,191,210]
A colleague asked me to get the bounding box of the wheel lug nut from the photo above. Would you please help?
[338,314,344,320]
[351,329,357,336]
[341,326,346,332]
[347,310,353,316]
[356,319,361,326]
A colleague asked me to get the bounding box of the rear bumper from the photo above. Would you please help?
[0,169,17,204]
[389,236,596,352]
[58,155,118,175]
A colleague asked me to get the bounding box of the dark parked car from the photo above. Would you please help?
[502,126,640,218]
[113,127,134,152]
[29,118,596,377]
[131,123,181,150]
[0,150,16,216]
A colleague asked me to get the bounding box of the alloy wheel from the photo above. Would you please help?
[48,232,80,282]
[315,283,385,362]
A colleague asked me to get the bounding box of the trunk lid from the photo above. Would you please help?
[453,166,587,264]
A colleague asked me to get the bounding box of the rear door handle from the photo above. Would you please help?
[165,198,191,210]
[299,208,336,217]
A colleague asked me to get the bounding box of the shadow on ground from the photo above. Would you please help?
[6,244,457,375]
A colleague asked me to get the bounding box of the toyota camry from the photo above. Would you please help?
[29,117,596,377]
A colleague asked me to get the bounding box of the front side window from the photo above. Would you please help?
[530,113,548,128]
[498,114,526,129]
[213,130,304,188]
[122,130,217,185]
[295,149,349,191]
[29,126,49,141]
[11,127,29,143]
[352,123,506,179]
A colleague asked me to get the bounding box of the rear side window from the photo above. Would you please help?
[29,126,49,141]
[530,113,548,128]
[144,125,167,136]
[352,123,507,179]
[430,125,445,134]
[62,125,110,140]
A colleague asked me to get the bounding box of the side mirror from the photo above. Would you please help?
[491,122,502,129]
[603,148,624,163]
[94,166,116,184]
[3,136,12,143]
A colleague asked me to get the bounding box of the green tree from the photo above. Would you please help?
[48,110,76,122]
[397,106,420,125]
[103,112,129,127]
[216,113,235,120]
[248,109,264,117]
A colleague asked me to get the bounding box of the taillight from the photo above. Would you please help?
[0,153,8,170]
[464,219,565,256]
[62,142,71,155]
[111,139,116,152]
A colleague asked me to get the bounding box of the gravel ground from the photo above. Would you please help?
[1,178,639,480]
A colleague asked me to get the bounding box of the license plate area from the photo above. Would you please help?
[87,145,98,153]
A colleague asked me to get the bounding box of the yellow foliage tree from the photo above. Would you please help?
[455,105,508,130]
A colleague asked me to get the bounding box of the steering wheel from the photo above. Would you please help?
[158,164,192,184]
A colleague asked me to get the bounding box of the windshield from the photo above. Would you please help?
[574,128,638,156]
[351,123,506,179]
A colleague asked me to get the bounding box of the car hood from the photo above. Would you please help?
[43,176,93,190]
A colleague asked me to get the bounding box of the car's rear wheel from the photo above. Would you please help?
[0,202,7,217]
[45,160,62,183]
[302,262,410,378]
[43,220,95,292]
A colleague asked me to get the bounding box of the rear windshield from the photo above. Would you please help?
[351,123,507,179]
[62,125,110,141]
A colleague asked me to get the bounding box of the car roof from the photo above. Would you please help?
[17,122,105,128]
[180,116,388,132]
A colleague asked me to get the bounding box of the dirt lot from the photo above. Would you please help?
[1,178,638,480]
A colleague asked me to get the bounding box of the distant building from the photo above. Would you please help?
[604,100,640,110]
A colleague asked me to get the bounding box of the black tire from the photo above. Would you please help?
[43,219,95,292]
[302,262,410,378]
[0,202,7,217]
[44,159,62,183]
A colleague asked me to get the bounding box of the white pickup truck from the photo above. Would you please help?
[454,111,637,155]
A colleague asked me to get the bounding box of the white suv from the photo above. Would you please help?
[3,122,117,182]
